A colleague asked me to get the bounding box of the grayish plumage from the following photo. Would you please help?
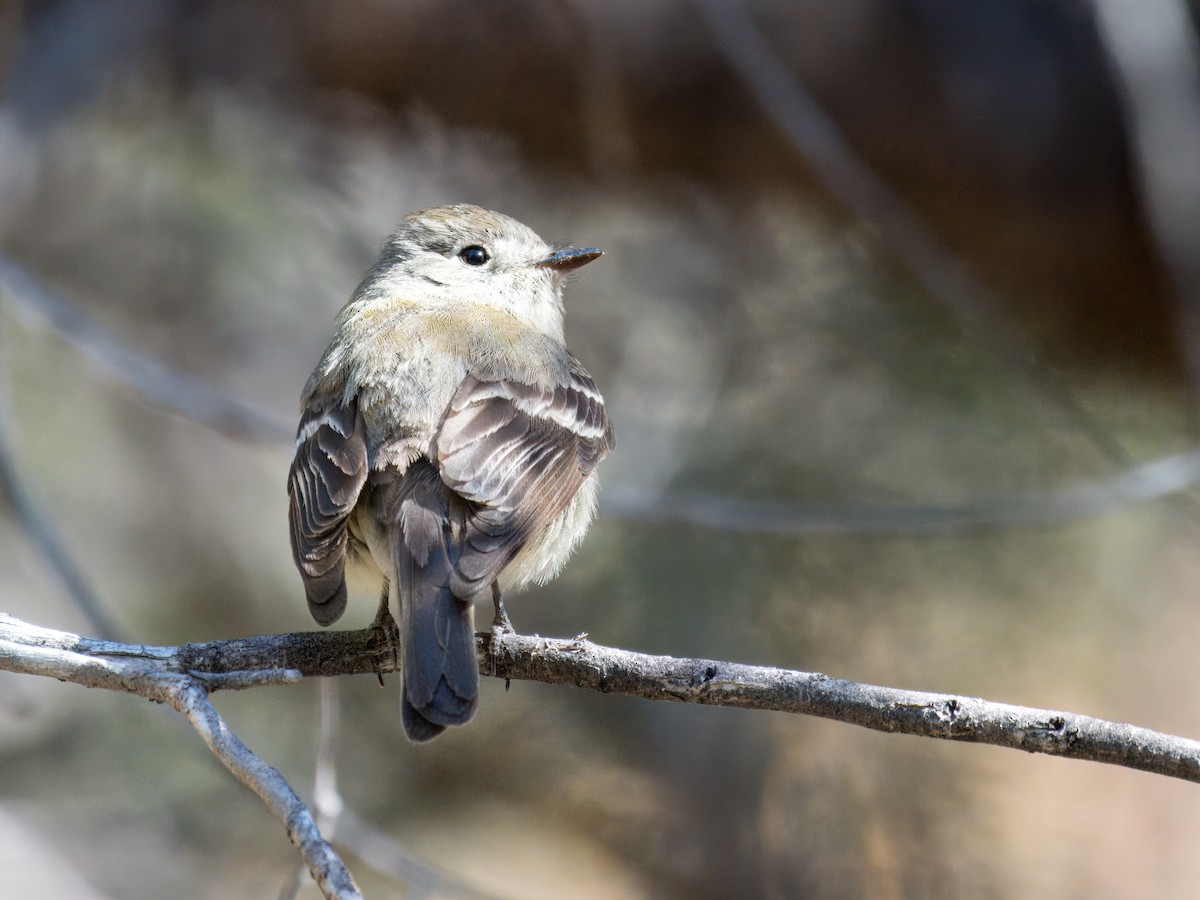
[287,205,614,741]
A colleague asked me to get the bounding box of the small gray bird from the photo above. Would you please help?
[288,205,614,742]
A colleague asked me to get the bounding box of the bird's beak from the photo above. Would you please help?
[536,247,603,272]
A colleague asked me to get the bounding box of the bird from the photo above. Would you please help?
[287,204,615,742]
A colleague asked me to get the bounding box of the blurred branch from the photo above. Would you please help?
[308,679,493,899]
[691,0,1144,472]
[2,194,1194,540]
[0,617,360,900]
[1093,0,1200,416]
[0,315,120,638]
[330,812,497,900]
[605,445,1200,535]
[1,614,1197,787]
[0,253,292,443]
[312,677,343,855]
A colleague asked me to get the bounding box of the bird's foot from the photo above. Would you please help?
[370,603,400,685]
[490,582,515,683]
[490,581,514,634]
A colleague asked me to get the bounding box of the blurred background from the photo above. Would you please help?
[1,0,1199,896]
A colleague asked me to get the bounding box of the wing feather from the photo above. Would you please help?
[287,399,368,625]
[435,359,614,597]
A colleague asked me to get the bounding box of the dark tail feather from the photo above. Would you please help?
[394,463,479,743]
[401,696,449,743]
[304,574,348,627]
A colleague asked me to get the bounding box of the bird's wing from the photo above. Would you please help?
[434,360,615,597]
[287,397,369,625]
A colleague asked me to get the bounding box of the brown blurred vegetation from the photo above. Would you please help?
[1,1,1199,897]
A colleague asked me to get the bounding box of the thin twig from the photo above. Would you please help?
[0,619,360,899]
[331,812,496,900]
[1093,0,1200,420]
[690,0,1150,475]
[0,415,120,637]
[604,446,1200,535]
[0,318,120,637]
[0,613,1196,785]
[308,679,494,898]
[314,678,344,833]
[170,681,362,900]
[0,253,291,443]
[4,246,1198,538]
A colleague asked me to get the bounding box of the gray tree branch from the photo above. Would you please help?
[0,253,292,444]
[0,615,361,900]
[690,0,1141,474]
[485,632,1200,782]
[1,613,1197,791]
[9,246,1200,544]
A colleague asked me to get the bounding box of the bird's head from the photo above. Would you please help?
[359,204,601,341]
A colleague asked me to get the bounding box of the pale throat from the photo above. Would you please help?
[504,293,565,343]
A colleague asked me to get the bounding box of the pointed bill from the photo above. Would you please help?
[536,247,603,272]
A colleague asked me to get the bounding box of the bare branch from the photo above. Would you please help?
[0,252,291,444]
[331,811,496,900]
[309,679,491,898]
[313,678,344,832]
[0,617,360,899]
[0,316,120,638]
[1094,0,1200,417]
[690,0,1153,476]
[5,246,1198,541]
[170,680,362,900]
[482,632,1200,783]
[606,446,1200,535]
[0,614,1196,786]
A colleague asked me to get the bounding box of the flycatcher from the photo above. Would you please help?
[288,205,615,742]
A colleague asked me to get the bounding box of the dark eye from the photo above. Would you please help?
[458,245,490,266]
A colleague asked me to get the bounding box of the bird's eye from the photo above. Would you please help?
[458,245,490,266]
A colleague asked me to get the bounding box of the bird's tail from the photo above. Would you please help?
[392,462,479,743]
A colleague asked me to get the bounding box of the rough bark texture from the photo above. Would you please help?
[5,615,1194,784]
[481,631,1200,782]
